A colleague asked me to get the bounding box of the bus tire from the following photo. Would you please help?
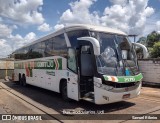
[60,81,70,101]
[22,74,27,87]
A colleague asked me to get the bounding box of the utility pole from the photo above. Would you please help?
[128,34,137,43]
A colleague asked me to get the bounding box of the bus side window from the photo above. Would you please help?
[44,39,53,57]
[27,45,34,59]
[42,34,67,58]
[27,44,42,59]
[41,41,46,57]
[33,42,43,58]
[15,48,28,60]
[52,34,68,57]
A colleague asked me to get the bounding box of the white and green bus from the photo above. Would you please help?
[11,24,148,104]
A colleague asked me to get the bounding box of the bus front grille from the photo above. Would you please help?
[103,81,140,88]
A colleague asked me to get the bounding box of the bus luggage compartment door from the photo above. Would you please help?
[67,74,79,101]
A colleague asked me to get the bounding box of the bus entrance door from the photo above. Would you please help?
[78,44,94,100]
[77,37,100,102]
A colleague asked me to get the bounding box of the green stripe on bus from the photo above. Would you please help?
[103,73,143,83]
[57,58,62,70]
[14,58,62,70]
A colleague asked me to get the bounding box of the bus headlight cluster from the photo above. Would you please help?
[94,82,113,91]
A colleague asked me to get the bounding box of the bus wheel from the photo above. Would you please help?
[22,74,27,87]
[61,82,70,101]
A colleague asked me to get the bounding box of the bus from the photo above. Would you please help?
[11,24,148,104]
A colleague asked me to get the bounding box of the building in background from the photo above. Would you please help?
[0,58,14,79]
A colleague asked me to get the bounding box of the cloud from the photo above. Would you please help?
[38,23,52,32]
[55,0,154,35]
[54,0,100,29]
[0,0,44,25]
[54,24,64,30]
[0,24,12,38]
[101,0,154,35]
[109,0,128,6]
[25,32,36,41]
[0,0,42,57]
[9,32,37,50]
[0,39,12,57]
[156,21,160,31]
[0,23,37,56]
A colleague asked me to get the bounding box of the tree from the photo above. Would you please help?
[137,37,147,46]
[136,47,144,59]
[150,42,160,58]
[147,31,160,47]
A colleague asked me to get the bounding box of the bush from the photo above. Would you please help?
[150,42,160,58]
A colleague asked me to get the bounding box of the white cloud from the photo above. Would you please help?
[0,0,43,57]
[0,24,12,38]
[55,0,155,36]
[24,32,37,42]
[143,7,155,17]
[9,32,37,50]
[156,21,160,31]
[109,0,127,6]
[0,39,12,57]
[0,0,44,25]
[54,24,64,30]
[54,0,100,29]
[0,23,37,57]
[38,23,52,32]
[101,0,154,35]
[0,31,37,57]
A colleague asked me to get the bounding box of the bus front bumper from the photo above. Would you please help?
[94,81,141,105]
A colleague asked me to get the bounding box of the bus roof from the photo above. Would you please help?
[13,24,127,53]
[64,24,127,35]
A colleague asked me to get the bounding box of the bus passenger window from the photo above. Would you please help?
[44,39,53,57]
[53,34,68,57]
[27,43,42,59]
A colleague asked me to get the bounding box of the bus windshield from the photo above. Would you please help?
[90,31,139,76]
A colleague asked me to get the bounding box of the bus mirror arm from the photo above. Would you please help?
[77,37,100,55]
[132,42,149,58]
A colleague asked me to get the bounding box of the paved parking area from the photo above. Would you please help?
[0,81,160,123]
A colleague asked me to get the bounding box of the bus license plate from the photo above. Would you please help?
[122,94,130,99]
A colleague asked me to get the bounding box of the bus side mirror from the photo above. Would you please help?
[132,43,149,58]
[77,37,100,55]
[122,50,128,60]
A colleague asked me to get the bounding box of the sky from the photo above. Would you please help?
[0,0,160,58]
